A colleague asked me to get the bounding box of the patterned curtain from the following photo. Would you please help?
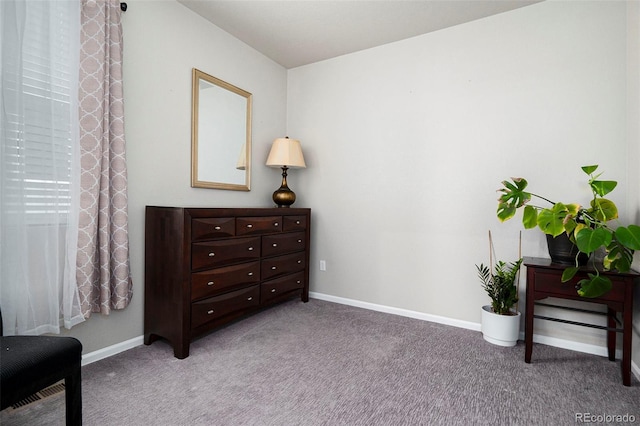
[77,0,132,316]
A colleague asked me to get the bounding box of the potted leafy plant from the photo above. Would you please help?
[497,165,640,298]
[476,258,523,347]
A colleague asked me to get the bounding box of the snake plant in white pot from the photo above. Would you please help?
[476,258,523,347]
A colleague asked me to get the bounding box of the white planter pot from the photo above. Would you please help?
[480,305,521,347]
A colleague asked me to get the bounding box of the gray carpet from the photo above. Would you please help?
[2,299,639,425]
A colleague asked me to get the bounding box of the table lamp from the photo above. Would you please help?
[265,137,306,207]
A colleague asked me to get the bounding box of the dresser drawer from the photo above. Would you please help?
[191,286,260,329]
[262,252,306,281]
[191,261,260,301]
[261,271,305,303]
[192,217,235,241]
[283,215,307,231]
[262,231,306,257]
[236,216,282,236]
[532,270,627,302]
[192,237,260,270]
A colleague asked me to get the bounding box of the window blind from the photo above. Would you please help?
[2,1,75,222]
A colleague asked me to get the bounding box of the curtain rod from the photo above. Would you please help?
[120,2,127,12]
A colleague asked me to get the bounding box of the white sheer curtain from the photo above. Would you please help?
[0,0,85,335]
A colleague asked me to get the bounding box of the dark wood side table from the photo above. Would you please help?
[523,256,639,386]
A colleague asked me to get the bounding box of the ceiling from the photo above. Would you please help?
[178,0,542,69]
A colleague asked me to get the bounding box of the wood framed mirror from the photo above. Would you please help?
[191,68,252,190]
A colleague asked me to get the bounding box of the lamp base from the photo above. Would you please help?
[273,187,296,208]
[272,166,296,208]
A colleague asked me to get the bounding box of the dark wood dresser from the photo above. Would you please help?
[144,207,311,358]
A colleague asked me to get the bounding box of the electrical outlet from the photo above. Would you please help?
[319,260,326,271]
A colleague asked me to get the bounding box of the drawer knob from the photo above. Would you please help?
[247,297,253,301]
[248,247,254,251]
[248,272,253,276]
[297,260,302,264]
[208,252,215,257]
[207,309,214,315]
[247,224,253,228]
[274,222,279,226]
[207,281,214,286]
[271,266,277,270]
[296,280,301,284]
[272,243,278,247]
[298,239,302,243]
[271,289,276,293]
[296,220,300,225]
[214,226,221,230]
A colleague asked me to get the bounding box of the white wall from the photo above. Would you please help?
[59,0,287,353]
[288,0,637,359]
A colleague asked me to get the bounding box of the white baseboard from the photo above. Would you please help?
[81,335,144,366]
[527,332,621,359]
[309,291,640,382]
[310,291,481,332]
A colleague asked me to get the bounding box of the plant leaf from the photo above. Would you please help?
[497,178,531,222]
[577,274,612,298]
[590,180,617,197]
[561,267,579,282]
[537,203,568,237]
[569,221,590,238]
[609,253,632,273]
[522,205,538,229]
[614,224,640,250]
[564,203,581,216]
[590,198,618,221]
[575,227,611,254]
[581,165,598,175]
[604,238,634,272]
[497,202,516,222]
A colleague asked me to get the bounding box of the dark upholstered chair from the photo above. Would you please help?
[0,311,83,426]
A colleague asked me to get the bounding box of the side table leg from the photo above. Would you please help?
[607,308,616,361]
[525,290,535,364]
[622,307,632,386]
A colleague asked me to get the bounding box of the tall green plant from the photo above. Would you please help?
[497,165,640,298]
[476,259,523,315]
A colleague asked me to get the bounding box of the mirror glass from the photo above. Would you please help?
[191,68,252,190]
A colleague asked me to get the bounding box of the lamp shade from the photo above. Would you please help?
[235,142,247,170]
[266,137,306,169]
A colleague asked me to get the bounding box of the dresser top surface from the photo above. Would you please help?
[146,206,310,217]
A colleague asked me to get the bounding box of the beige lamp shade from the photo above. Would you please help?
[266,137,306,169]
[236,143,247,170]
